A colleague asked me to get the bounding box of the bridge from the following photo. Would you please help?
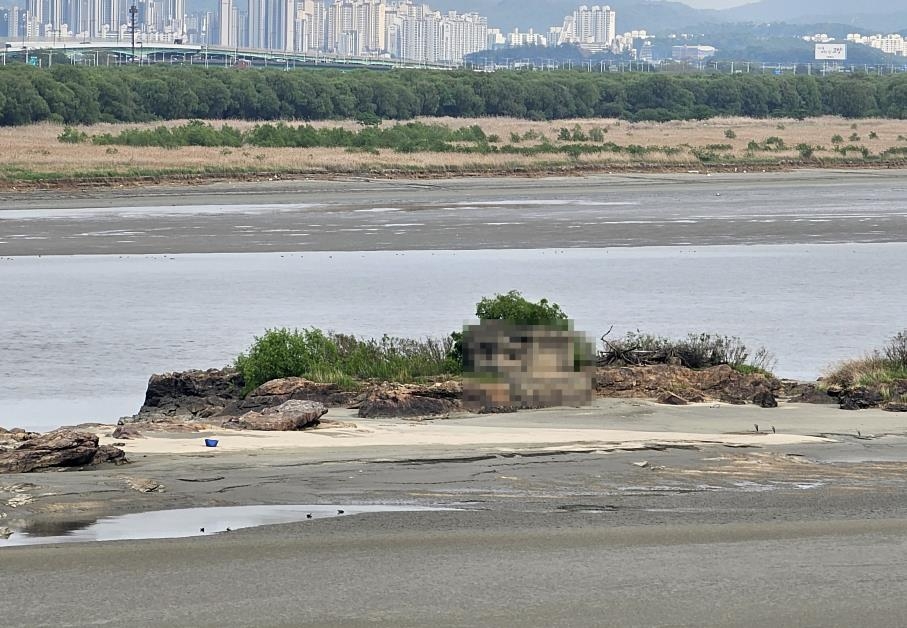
[1,39,459,70]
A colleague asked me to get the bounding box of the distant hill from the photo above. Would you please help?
[436,0,907,33]
[723,0,907,31]
[433,0,715,34]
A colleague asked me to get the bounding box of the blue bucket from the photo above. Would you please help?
[204,438,219,448]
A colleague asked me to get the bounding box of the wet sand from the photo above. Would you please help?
[4,401,907,625]
[1,170,906,255]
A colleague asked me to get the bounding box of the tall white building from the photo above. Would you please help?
[560,4,615,49]
[217,0,231,45]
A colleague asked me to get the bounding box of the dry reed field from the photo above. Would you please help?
[2,116,907,186]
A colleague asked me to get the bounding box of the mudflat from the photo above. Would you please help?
[3,400,907,625]
[1,170,906,255]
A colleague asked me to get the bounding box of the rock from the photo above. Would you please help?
[122,368,244,423]
[0,427,7,434]
[752,388,778,408]
[111,425,146,440]
[233,377,358,412]
[0,430,126,473]
[784,382,837,405]
[124,477,164,493]
[596,364,780,405]
[838,387,885,411]
[357,381,463,418]
[92,445,128,466]
[223,399,328,431]
[883,403,907,412]
[0,526,12,539]
[656,391,689,406]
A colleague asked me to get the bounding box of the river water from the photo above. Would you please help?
[2,173,906,431]
[3,244,906,431]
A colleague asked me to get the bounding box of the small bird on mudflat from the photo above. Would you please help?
[337,509,345,515]
[200,527,205,533]
[225,527,232,532]
[306,513,313,519]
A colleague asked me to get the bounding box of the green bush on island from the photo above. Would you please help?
[448,290,573,368]
[234,327,459,394]
[825,330,907,397]
[474,290,569,328]
[600,331,775,375]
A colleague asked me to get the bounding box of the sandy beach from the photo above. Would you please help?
[4,399,907,626]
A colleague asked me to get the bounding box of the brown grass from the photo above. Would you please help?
[2,116,907,186]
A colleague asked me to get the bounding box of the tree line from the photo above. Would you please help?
[2,65,907,126]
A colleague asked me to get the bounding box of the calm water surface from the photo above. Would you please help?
[3,244,905,431]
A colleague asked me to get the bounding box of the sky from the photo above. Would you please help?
[681,0,751,8]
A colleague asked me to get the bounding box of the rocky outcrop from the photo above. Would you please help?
[781,382,837,405]
[752,389,779,408]
[656,391,689,406]
[596,364,781,406]
[0,430,39,448]
[829,387,886,411]
[122,370,359,426]
[0,430,126,473]
[226,377,357,414]
[356,381,462,418]
[222,400,328,431]
[884,403,907,412]
[122,368,244,423]
[111,425,146,440]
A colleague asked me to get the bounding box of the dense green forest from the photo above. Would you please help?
[2,65,907,126]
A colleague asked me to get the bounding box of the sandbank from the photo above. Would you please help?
[93,400,854,456]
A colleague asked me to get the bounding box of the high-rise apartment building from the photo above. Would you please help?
[561,4,615,49]
[7,0,489,65]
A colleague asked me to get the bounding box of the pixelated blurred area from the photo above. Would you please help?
[462,319,595,412]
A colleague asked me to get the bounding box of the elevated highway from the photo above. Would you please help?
[1,39,458,70]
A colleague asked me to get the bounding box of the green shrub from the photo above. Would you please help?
[570,125,588,142]
[884,330,907,368]
[588,127,606,141]
[600,331,774,372]
[849,133,861,142]
[763,136,785,150]
[831,134,844,144]
[355,111,381,126]
[58,126,88,144]
[449,291,571,366]
[825,330,907,395]
[796,143,815,159]
[234,327,458,393]
[475,290,568,327]
[724,129,737,139]
[869,131,879,140]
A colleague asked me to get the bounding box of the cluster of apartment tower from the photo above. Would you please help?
[3,0,187,42]
[1,0,621,65]
[218,0,487,63]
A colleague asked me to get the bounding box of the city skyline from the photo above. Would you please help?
[2,0,906,66]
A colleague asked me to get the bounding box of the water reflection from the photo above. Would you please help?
[0,504,449,547]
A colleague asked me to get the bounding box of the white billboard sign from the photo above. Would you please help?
[815,44,847,61]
